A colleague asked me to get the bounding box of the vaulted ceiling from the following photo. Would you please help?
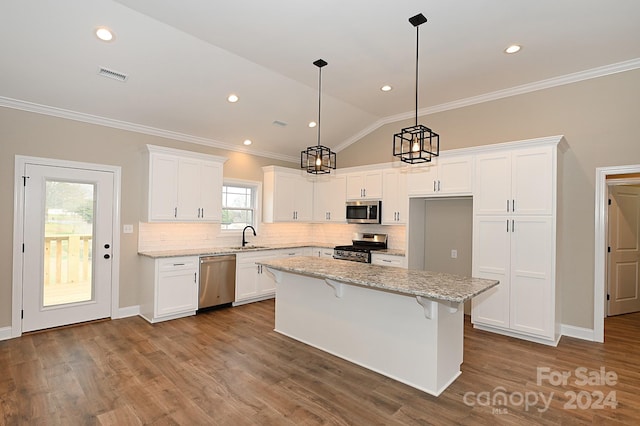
[1,0,639,162]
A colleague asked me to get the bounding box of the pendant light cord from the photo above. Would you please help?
[415,25,419,127]
[317,65,322,147]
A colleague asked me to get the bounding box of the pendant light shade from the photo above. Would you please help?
[393,13,440,164]
[301,59,336,174]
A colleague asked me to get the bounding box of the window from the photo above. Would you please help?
[222,182,259,230]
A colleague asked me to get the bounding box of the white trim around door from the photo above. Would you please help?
[594,164,640,343]
[12,156,121,338]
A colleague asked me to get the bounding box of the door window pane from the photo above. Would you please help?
[43,181,94,306]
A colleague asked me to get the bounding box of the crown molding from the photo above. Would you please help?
[0,96,299,164]
[334,58,640,153]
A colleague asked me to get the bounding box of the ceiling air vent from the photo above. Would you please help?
[97,66,128,82]
[272,120,288,127]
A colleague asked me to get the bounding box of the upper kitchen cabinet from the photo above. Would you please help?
[313,174,347,222]
[382,168,407,224]
[407,155,473,197]
[143,145,226,222]
[346,170,383,200]
[263,166,314,222]
[474,144,556,216]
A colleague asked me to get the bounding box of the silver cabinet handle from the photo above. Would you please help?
[174,207,177,218]
[507,200,510,212]
[507,219,509,232]
[512,219,515,232]
[433,181,436,192]
[512,200,515,212]
[438,180,441,192]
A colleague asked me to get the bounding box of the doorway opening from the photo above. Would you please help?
[594,165,640,342]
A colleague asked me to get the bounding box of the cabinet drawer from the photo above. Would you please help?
[158,256,198,272]
[371,254,407,268]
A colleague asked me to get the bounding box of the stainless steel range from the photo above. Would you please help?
[333,233,388,263]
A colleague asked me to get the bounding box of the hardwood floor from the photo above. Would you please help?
[1,300,639,425]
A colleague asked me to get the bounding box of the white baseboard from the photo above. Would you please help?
[0,326,14,341]
[561,324,595,341]
[115,305,140,319]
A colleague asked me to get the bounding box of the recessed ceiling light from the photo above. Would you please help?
[381,85,393,92]
[227,94,239,103]
[308,121,317,128]
[243,139,252,146]
[504,44,522,54]
[95,27,114,42]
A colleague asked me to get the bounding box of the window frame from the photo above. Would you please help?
[221,178,262,233]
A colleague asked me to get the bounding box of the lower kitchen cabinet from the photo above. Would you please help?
[312,247,335,259]
[235,249,309,305]
[140,256,199,323]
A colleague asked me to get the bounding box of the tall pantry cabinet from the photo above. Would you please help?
[471,136,564,345]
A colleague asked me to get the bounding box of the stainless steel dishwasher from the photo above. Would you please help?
[199,255,236,310]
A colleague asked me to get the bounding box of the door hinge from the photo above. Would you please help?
[21,310,24,319]
[22,243,25,253]
[607,294,610,301]
[608,246,611,253]
[22,176,30,186]
[608,198,611,205]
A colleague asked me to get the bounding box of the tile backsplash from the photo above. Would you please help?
[138,222,405,252]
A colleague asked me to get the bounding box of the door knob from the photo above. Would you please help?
[104,254,111,259]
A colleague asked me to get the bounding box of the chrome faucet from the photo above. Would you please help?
[242,225,256,247]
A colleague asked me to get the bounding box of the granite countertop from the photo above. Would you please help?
[258,256,498,304]
[139,244,406,259]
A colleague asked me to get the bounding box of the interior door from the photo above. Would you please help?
[22,164,114,332]
[608,185,640,316]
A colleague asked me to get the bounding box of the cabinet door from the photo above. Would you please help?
[382,169,407,224]
[407,163,438,197]
[156,269,198,317]
[293,177,314,221]
[511,147,554,215]
[438,156,473,195]
[509,217,554,338]
[149,155,179,220]
[314,175,346,222]
[346,173,365,199]
[236,260,260,301]
[177,158,201,221]
[471,216,511,328]
[474,152,511,215]
[273,173,297,221]
[363,170,383,199]
[200,161,223,222]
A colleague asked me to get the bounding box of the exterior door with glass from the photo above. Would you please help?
[22,164,114,332]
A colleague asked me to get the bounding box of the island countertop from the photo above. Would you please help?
[259,256,498,304]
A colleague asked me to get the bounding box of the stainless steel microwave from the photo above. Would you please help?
[346,200,381,224]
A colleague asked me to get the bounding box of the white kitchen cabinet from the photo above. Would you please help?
[382,168,407,224]
[139,256,199,323]
[313,175,346,222]
[471,137,562,345]
[474,146,554,216]
[235,248,308,305]
[346,170,383,200]
[407,155,473,197]
[144,145,226,222]
[263,166,314,222]
[371,253,407,268]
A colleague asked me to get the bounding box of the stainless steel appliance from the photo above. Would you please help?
[346,200,381,224]
[333,233,388,263]
[199,255,236,310]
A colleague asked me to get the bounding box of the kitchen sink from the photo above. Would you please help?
[228,245,269,250]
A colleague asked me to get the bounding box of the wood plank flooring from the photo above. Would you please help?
[1,300,639,425]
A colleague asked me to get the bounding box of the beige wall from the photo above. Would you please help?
[0,108,295,327]
[339,68,640,329]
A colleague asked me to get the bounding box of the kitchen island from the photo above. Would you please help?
[259,256,498,397]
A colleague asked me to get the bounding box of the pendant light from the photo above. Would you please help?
[393,13,439,164]
[301,59,336,174]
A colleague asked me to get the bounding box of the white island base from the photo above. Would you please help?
[270,270,464,397]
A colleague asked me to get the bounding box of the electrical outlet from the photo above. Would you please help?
[123,224,134,234]
[451,249,458,259]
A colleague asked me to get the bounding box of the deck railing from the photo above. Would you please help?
[44,235,92,284]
